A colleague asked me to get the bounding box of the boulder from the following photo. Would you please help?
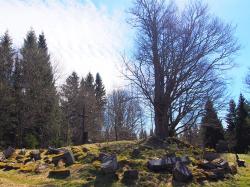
[47,147,66,155]
[52,151,75,166]
[3,146,15,158]
[237,159,245,167]
[131,148,140,158]
[98,152,110,162]
[148,159,167,172]
[148,155,186,172]
[0,152,6,162]
[203,151,220,161]
[211,158,229,170]
[48,170,70,179]
[123,170,139,181]
[101,154,118,174]
[173,161,193,182]
[3,163,21,171]
[180,156,191,165]
[236,155,246,167]
[198,160,217,170]
[19,148,26,155]
[30,150,41,161]
[229,164,237,175]
[35,164,48,174]
[82,147,89,153]
[210,168,225,180]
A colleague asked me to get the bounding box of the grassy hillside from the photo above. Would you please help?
[0,139,249,187]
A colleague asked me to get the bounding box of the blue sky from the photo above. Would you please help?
[0,0,249,101]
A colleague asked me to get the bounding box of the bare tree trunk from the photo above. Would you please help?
[154,104,168,139]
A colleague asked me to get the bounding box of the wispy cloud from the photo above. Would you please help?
[0,0,129,91]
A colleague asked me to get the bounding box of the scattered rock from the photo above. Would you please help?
[57,159,66,168]
[229,164,237,175]
[180,156,191,165]
[204,171,218,181]
[203,151,220,161]
[3,163,21,171]
[19,148,26,155]
[82,147,89,152]
[101,154,118,174]
[173,161,193,182]
[148,154,190,172]
[35,164,48,174]
[30,150,41,161]
[3,146,15,159]
[148,159,167,172]
[210,168,225,180]
[47,147,66,155]
[48,170,70,179]
[236,154,246,167]
[131,148,140,158]
[123,170,139,181]
[211,158,229,170]
[198,160,217,170]
[98,152,110,162]
[0,152,6,162]
[52,151,75,166]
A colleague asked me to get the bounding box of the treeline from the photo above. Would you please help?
[0,31,144,148]
[181,94,250,153]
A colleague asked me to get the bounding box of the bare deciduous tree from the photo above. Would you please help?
[124,0,240,139]
[104,89,144,141]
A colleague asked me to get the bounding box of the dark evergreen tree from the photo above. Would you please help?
[61,72,80,145]
[95,73,106,108]
[235,94,250,153]
[20,30,60,147]
[225,99,237,152]
[0,32,16,147]
[201,99,224,149]
[13,55,24,147]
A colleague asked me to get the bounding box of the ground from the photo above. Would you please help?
[0,138,249,187]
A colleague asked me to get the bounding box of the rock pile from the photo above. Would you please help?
[148,153,193,182]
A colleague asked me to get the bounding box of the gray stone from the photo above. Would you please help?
[198,160,217,170]
[180,156,191,165]
[19,148,26,155]
[211,158,229,170]
[148,159,167,172]
[0,152,6,162]
[173,161,193,182]
[3,146,15,158]
[131,148,140,158]
[48,170,70,179]
[123,170,139,180]
[52,151,75,166]
[30,150,41,161]
[98,152,110,162]
[47,147,66,155]
[236,154,246,167]
[101,154,118,174]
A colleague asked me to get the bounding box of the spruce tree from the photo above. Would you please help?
[225,99,237,152]
[95,73,106,108]
[61,72,80,145]
[235,94,250,153]
[201,99,224,149]
[13,55,24,147]
[0,32,15,147]
[21,30,60,147]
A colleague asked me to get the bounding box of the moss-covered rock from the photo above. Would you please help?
[48,169,70,179]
